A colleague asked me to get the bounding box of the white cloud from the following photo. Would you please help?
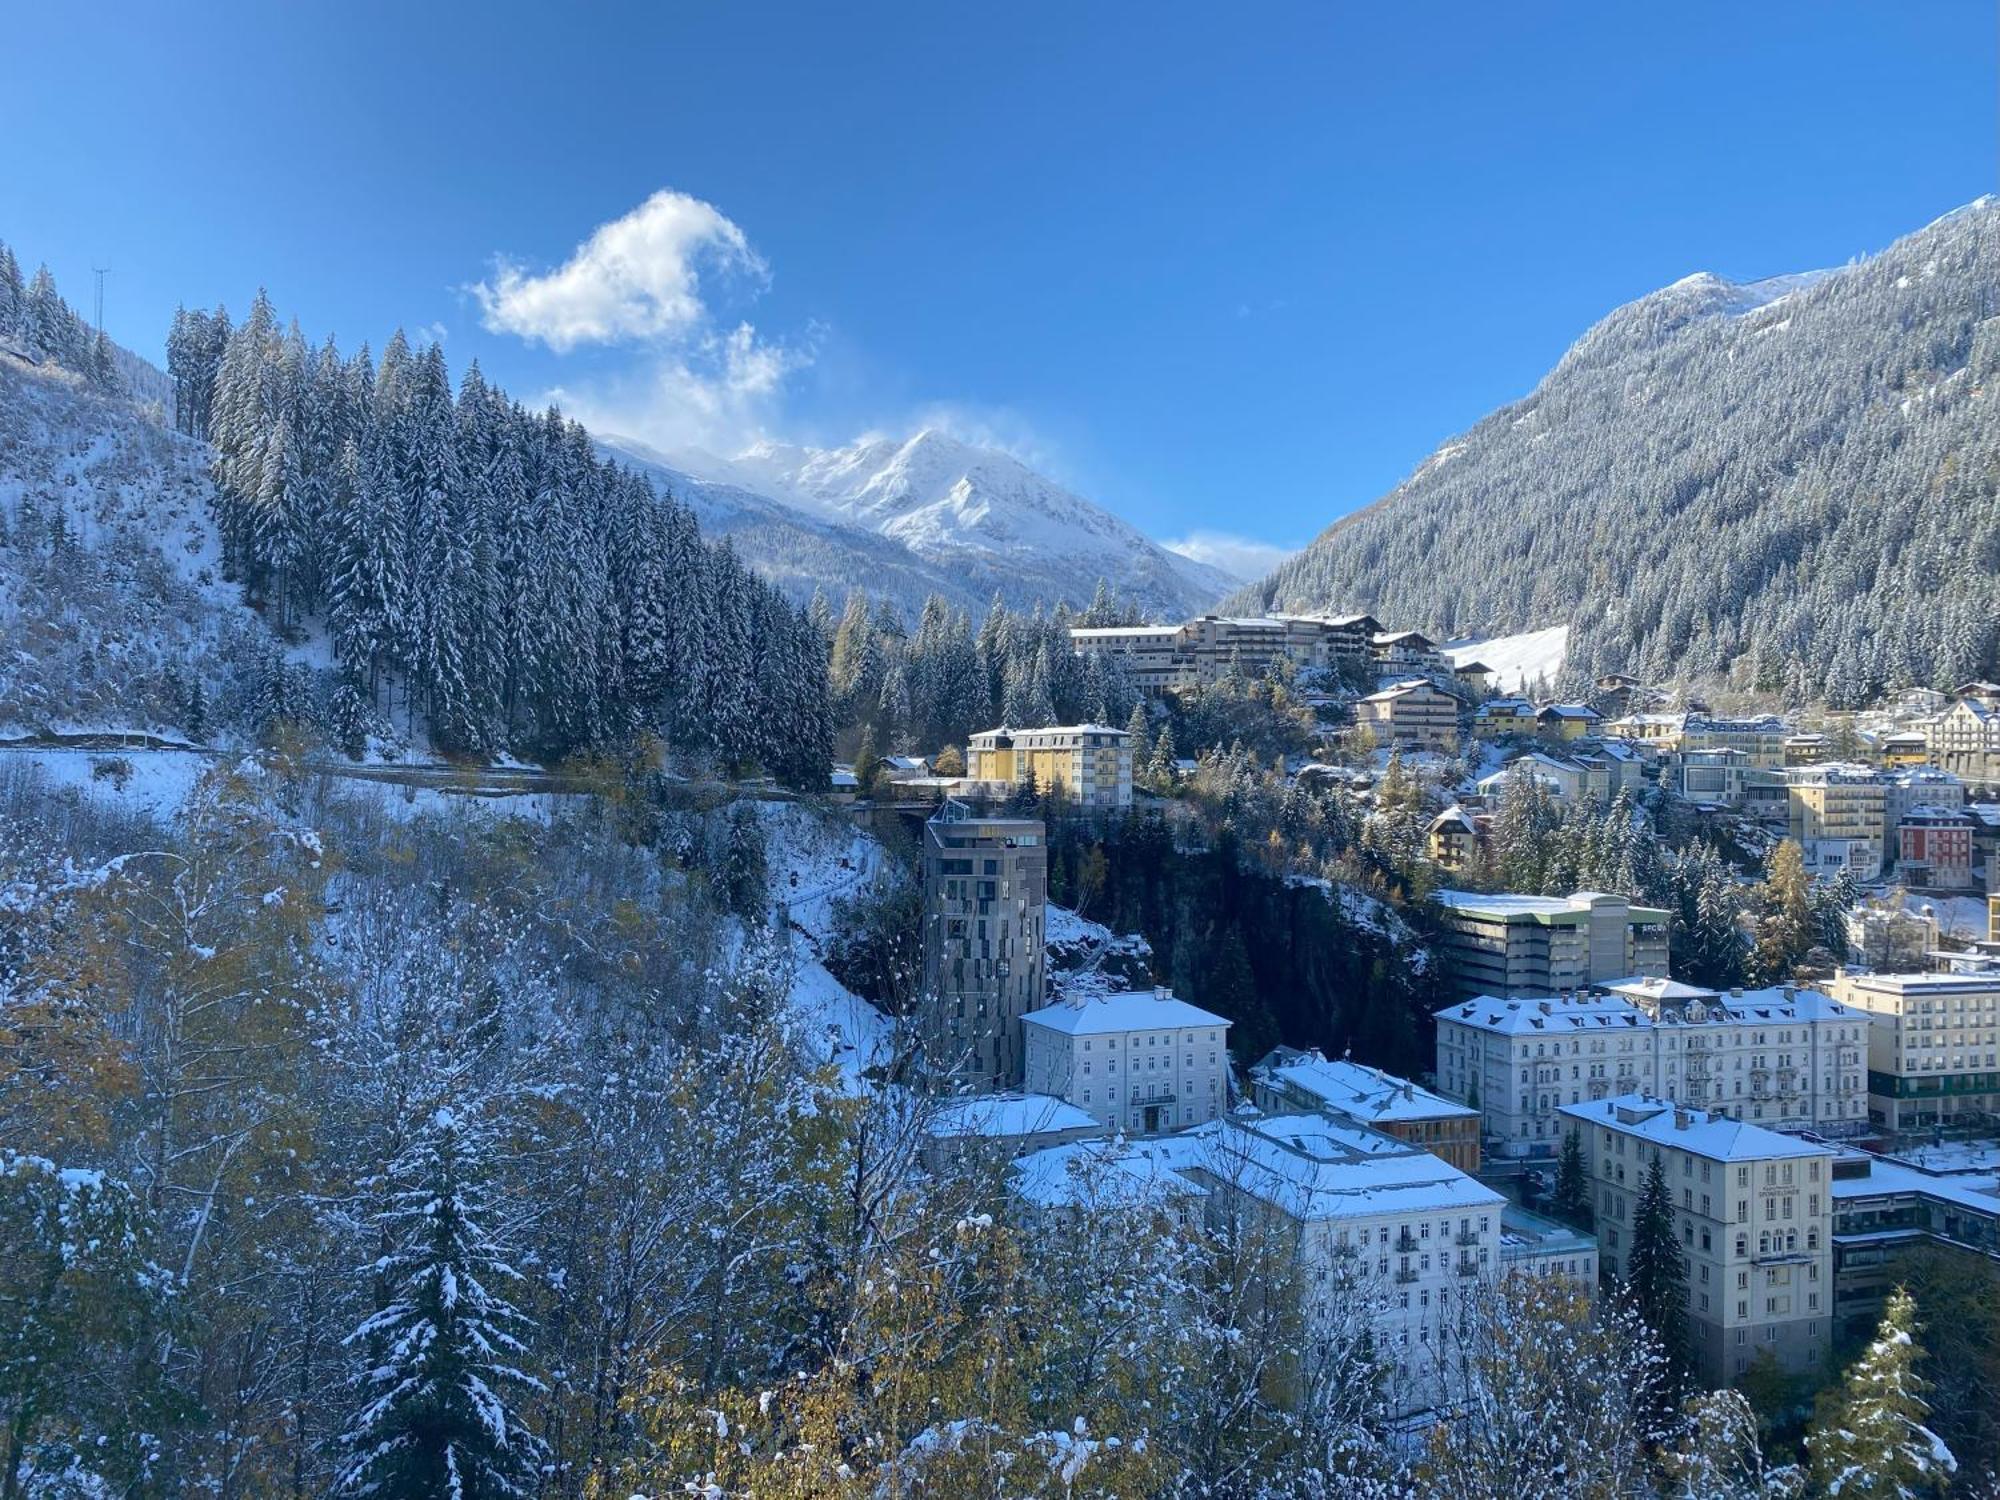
[1161,530,1294,583]
[478,189,807,452]
[473,188,764,351]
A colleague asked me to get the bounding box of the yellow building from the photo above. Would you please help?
[967,724,1133,810]
[1470,697,1537,737]
[1535,703,1602,741]
[1879,731,1930,769]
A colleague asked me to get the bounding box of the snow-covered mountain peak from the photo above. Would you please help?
[607,424,1238,619]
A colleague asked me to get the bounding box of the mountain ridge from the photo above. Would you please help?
[603,427,1235,621]
[1232,197,2000,703]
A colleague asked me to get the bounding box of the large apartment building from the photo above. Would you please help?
[1021,986,1231,1134]
[1434,980,1869,1152]
[919,801,1048,1090]
[1068,612,1388,693]
[1782,764,1889,880]
[1430,890,1670,1003]
[1932,696,2000,779]
[1176,1111,1508,1416]
[1823,970,2000,1131]
[1560,1096,1836,1386]
[966,724,1133,810]
[1604,713,1792,767]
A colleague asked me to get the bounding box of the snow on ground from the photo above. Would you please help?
[1903,891,1990,941]
[1443,624,1569,694]
[754,802,894,1086]
[1,746,210,818]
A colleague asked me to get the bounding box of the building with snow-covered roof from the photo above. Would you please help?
[1469,697,1537,736]
[1829,1145,2000,1337]
[1426,805,1479,872]
[923,1092,1103,1170]
[1560,1094,1836,1385]
[1431,889,1669,1003]
[1008,1133,1209,1231]
[1249,1047,1481,1170]
[1434,982,1868,1153]
[1354,679,1459,750]
[1183,1110,1506,1414]
[1022,986,1231,1135]
[1823,969,2000,1131]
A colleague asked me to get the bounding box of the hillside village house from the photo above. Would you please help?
[1452,660,1497,696]
[1560,1096,1836,1386]
[1021,987,1231,1135]
[1435,981,1868,1152]
[1880,731,1931,768]
[1430,889,1670,1003]
[1355,679,1459,750]
[1426,805,1479,871]
[1535,703,1602,740]
[966,724,1133,810]
[1783,733,1830,767]
[1369,629,1448,678]
[1470,697,1537,736]
[1825,970,2000,1131]
[1251,1048,1483,1170]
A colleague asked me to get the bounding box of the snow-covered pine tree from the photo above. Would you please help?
[1807,1285,1956,1498]
[337,1106,546,1499]
[1551,1125,1592,1230]
[1622,1152,1690,1380]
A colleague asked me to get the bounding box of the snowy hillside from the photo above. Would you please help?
[1443,625,1569,694]
[603,427,1233,620]
[0,351,274,737]
[1235,197,2000,699]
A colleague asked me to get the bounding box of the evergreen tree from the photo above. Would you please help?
[337,1107,545,1499]
[1551,1126,1593,1230]
[1622,1153,1689,1380]
[1806,1286,1955,1498]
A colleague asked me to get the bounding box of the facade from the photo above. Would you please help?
[1684,715,1791,768]
[1478,746,1643,805]
[1536,703,1603,740]
[1249,1047,1483,1171]
[1675,747,1749,806]
[1436,983,1869,1152]
[1783,764,1888,880]
[923,1092,1102,1171]
[1068,613,1384,694]
[1783,733,1830,767]
[1178,1112,1508,1416]
[1897,806,1976,890]
[1021,986,1231,1134]
[1830,1147,2000,1338]
[966,724,1133,810]
[1880,731,1932,768]
[919,801,1048,1090]
[1500,1202,1600,1288]
[1932,697,2000,778]
[1426,805,1479,871]
[1430,889,1670,1003]
[1369,630,1448,678]
[1560,1096,1837,1386]
[1605,712,1689,749]
[1824,970,2000,1131]
[1355,679,1460,750]
[1470,697,1537,737]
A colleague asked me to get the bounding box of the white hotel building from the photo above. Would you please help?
[1435,979,1869,1154]
[1021,987,1232,1135]
[1562,1096,1836,1386]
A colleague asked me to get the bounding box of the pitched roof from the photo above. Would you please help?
[1559,1095,1837,1163]
[1022,987,1230,1036]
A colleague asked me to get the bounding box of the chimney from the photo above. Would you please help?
[1673,1107,1691,1130]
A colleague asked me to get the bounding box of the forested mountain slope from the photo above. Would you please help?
[1235,199,2000,703]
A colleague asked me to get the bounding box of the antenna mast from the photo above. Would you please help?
[91,265,111,337]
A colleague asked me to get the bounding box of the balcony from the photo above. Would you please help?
[1395,1267,1419,1285]
[1456,1258,1480,1277]
[1395,1232,1419,1253]
[1456,1229,1480,1247]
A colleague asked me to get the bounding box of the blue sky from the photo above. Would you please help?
[4,2,1993,576]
